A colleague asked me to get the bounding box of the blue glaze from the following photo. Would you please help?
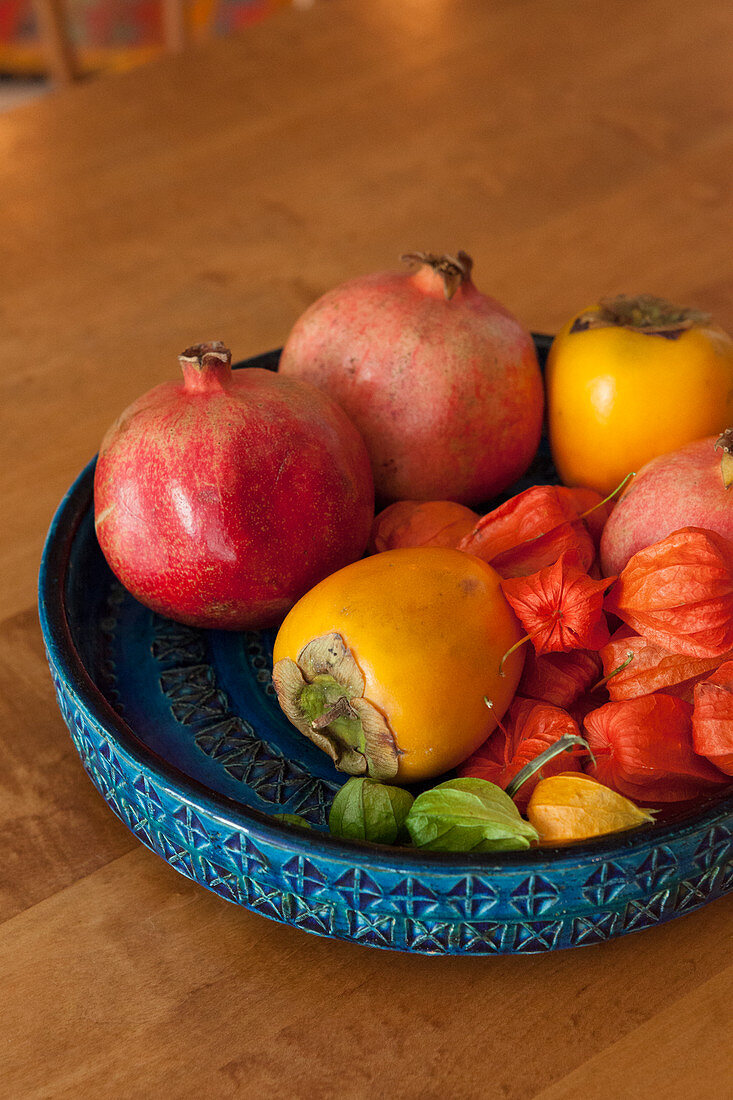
[38,342,733,954]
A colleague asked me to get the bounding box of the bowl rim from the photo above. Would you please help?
[38,349,733,875]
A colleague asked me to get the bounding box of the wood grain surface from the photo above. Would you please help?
[2,0,732,1096]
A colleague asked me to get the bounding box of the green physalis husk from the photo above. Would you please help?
[405,778,539,852]
[329,777,414,845]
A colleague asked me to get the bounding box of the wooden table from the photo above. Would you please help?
[2,1,732,1095]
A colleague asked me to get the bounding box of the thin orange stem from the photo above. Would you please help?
[591,650,634,693]
[483,696,508,738]
[499,618,557,678]
[579,472,635,519]
[499,633,532,677]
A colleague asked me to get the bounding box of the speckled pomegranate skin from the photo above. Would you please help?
[278,260,544,504]
[600,435,733,575]
[94,351,374,630]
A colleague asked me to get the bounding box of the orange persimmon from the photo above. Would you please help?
[271,547,524,783]
[546,295,733,496]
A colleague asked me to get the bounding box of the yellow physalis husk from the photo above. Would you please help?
[527,773,654,844]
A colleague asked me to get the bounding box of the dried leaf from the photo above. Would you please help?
[599,626,729,701]
[350,697,400,781]
[583,694,729,802]
[369,500,479,553]
[604,527,733,658]
[527,773,654,843]
[501,552,616,655]
[692,660,733,775]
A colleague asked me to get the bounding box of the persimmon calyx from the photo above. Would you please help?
[401,250,473,300]
[714,428,733,490]
[570,294,711,337]
[271,632,399,781]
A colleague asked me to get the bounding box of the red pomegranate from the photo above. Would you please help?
[94,342,374,630]
[600,431,733,575]
[278,251,544,504]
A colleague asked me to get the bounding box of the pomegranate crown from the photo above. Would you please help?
[400,251,473,300]
[179,341,231,366]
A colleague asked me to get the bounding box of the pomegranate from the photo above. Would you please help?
[600,431,733,575]
[94,342,374,630]
[278,252,543,504]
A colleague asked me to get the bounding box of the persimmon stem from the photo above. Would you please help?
[579,472,636,519]
[591,650,634,693]
[505,734,595,799]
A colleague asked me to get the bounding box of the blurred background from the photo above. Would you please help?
[0,0,305,107]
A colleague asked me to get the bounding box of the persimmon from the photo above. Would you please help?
[545,295,733,496]
[271,547,524,783]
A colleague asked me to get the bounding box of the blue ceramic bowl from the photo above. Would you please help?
[38,341,733,954]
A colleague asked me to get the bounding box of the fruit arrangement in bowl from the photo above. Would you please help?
[39,250,733,954]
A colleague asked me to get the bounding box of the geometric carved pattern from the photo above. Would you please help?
[692,826,732,872]
[622,891,672,931]
[513,921,563,952]
[582,861,628,906]
[510,875,560,918]
[243,633,278,698]
[570,912,619,946]
[150,616,339,825]
[405,919,458,953]
[634,846,678,892]
[40,433,733,957]
[347,911,396,949]
[332,868,385,909]
[674,868,721,911]
[445,876,499,920]
[388,876,440,919]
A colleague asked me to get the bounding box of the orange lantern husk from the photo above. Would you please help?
[692,660,733,775]
[518,647,603,708]
[369,499,479,554]
[583,694,729,802]
[458,698,584,810]
[598,626,730,701]
[500,551,616,657]
[604,526,733,658]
